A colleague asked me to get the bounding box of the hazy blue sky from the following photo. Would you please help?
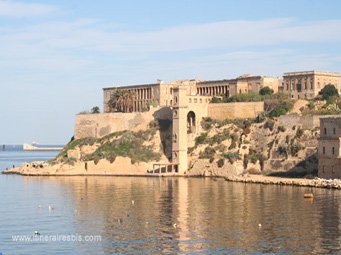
[1,0,341,144]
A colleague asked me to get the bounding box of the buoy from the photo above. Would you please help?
[304,193,314,198]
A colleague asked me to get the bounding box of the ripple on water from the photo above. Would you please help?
[0,173,341,254]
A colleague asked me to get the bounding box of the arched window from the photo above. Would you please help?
[187,111,196,133]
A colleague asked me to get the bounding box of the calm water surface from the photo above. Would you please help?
[0,151,341,254]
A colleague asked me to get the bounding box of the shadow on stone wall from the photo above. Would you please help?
[268,153,318,178]
[153,107,173,160]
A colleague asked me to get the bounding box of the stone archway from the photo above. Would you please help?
[187,111,196,133]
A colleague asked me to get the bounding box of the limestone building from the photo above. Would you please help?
[318,116,341,179]
[103,74,280,113]
[283,71,341,99]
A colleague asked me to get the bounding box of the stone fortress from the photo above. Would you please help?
[76,70,341,178]
[103,74,280,113]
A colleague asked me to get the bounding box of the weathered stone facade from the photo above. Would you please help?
[318,117,341,179]
[208,102,264,120]
[74,107,172,139]
[283,71,341,99]
[103,74,280,113]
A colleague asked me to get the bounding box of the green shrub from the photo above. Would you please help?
[224,152,240,164]
[188,147,195,153]
[259,87,274,96]
[201,117,213,130]
[289,142,305,156]
[195,132,208,145]
[214,144,227,153]
[199,147,216,159]
[91,106,100,114]
[211,97,222,103]
[208,129,230,145]
[319,84,339,100]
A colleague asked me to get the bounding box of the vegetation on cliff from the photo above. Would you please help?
[188,111,317,177]
[54,120,163,165]
[211,91,295,118]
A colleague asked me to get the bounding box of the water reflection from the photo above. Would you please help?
[3,176,341,254]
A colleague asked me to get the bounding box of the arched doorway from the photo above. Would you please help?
[187,111,196,133]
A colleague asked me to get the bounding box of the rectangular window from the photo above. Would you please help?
[324,128,327,135]
[333,128,336,135]
[194,98,197,103]
[323,146,325,154]
[333,147,335,155]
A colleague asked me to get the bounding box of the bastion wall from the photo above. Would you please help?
[278,115,340,130]
[74,106,172,139]
[207,102,264,120]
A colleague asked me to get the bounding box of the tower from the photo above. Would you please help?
[172,86,188,174]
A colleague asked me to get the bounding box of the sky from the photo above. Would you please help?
[1,0,341,144]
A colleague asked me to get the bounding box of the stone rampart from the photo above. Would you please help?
[278,115,340,129]
[74,106,172,139]
[207,102,264,120]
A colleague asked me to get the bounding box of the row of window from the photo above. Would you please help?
[323,127,336,135]
[321,166,336,174]
[189,98,204,103]
[322,146,336,155]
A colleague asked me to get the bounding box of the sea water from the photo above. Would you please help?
[0,151,340,254]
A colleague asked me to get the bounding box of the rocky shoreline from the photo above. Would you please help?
[223,174,341,189]
[3,163,341,190]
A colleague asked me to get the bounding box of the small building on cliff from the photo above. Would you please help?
[282,71,341,100]
[318,116,341,179]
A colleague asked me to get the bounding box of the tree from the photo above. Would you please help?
[259,86,274,96]
[108,90,136,112]
[319,84,339,100]
[91,106,100,114]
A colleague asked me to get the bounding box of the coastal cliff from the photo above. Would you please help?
[4,114,318,177]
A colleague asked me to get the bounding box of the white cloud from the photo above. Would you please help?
[1,17,341,82]
[0,0,58,18]
[3,17,341,55]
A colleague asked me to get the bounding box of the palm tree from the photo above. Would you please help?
[109,90,136,112]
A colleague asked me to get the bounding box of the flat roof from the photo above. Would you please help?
[103,83,160,90]
[283,70,340,77]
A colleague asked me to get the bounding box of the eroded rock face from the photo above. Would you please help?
[187,117,319,177]
[187,159,243,178]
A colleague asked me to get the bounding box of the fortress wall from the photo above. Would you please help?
[74,106,172,139]
[207,102,264,120]
[278,115,339,129]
